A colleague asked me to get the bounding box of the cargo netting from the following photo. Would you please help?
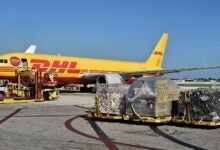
[177,89,220,121]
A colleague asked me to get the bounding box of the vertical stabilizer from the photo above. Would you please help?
[145,33,168,68]
[25,45,37,53]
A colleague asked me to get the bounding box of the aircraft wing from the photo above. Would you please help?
[81,65,220,81]
[81,73,103,81]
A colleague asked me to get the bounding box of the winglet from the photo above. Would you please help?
[145,33,168,68]
[25,45,37,53]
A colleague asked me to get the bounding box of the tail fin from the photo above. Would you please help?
[145,33,168,68]
[25,45,37,53]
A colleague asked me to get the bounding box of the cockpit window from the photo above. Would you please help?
[0,59,8,64]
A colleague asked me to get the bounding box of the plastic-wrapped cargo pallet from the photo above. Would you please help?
[95,84,130,114]
[126,76,181,117]
[177,89,220,121]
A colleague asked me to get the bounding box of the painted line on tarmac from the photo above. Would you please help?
[65,116,162,150]
[74,105,90,110]
[150,126,207,150]
[87,118,118,149]
[0,109,22,124]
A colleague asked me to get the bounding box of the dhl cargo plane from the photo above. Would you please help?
[0,33,219,88]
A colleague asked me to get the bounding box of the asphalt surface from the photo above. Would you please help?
[0,93,220,150]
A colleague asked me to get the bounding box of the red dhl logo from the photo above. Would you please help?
[153,51,163,56]
[30,59,80,74]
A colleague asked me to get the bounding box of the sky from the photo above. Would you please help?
[0,0,219,79]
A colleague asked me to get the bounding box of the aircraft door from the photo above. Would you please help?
[21,58,28,70]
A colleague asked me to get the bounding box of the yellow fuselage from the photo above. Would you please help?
[0,53,159,84]
[0,33,168,84]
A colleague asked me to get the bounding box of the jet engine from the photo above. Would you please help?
[96,74,124,85]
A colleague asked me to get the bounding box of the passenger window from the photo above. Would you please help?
[0,59,8,64]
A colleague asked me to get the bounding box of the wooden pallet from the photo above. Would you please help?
[88,99,220,126]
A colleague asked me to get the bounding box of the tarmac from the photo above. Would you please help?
[0,93,220,150]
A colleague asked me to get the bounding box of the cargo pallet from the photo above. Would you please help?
[88,112,220,127]
[87,100,125,120]
[172,117,220,127]
[171,92,220,127]
[87,111,171,124]
[129,104,172,123]
[87,101,172,124]
[88,101,220,127]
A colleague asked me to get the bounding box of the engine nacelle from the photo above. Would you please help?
[96,74,124,85]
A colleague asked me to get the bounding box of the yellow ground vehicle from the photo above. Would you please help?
[0,69,59,103]
[16,69,59,101]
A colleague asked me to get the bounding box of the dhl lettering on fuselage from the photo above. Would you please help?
[30,59,80,74]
